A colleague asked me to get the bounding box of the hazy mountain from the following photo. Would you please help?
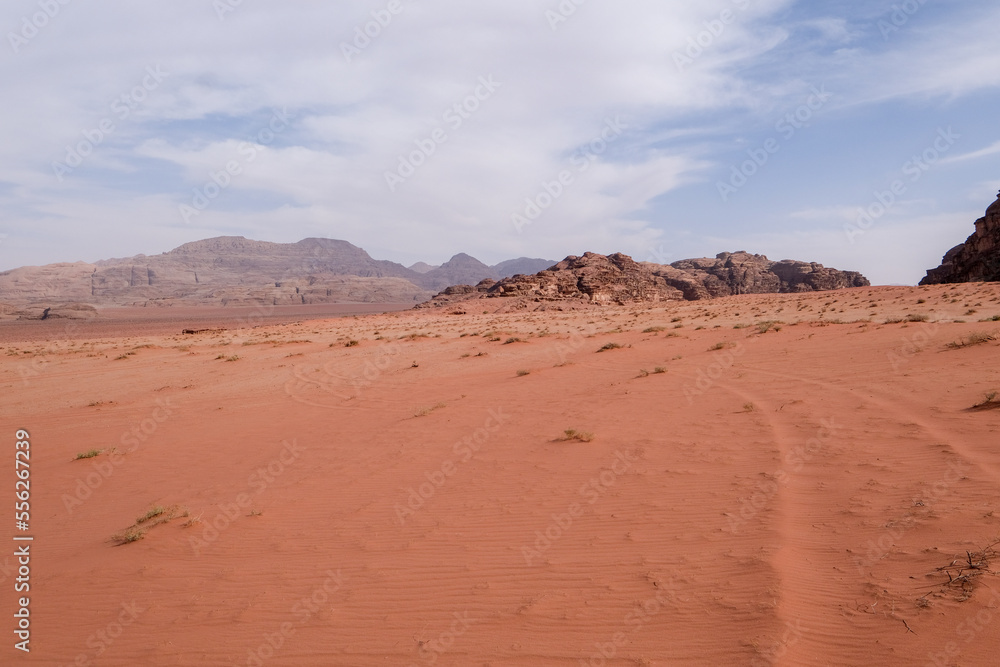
[0,236,556,308]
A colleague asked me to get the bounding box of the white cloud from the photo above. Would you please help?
[941,140,1000,165]
[0,0,998,280]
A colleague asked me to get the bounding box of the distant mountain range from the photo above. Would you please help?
[0,236,556,308]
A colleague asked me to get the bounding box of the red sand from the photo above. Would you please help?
[3,284,1000,666]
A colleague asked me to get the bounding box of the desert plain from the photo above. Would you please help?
[3,283,1000,666]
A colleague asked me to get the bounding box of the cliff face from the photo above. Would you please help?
[921,190,1000,285]
[418,251,870,311]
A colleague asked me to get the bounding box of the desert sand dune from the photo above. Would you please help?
[2,283,999,666]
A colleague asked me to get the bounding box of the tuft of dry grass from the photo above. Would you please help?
[74,449,103,460]
[516,369,531,377]
[112,527,146,545]
[968,391,1000,412]
[414,402,447,417]
[597,342,622,352]
[562,429,594,442]
[113,504,188,545]
[930,540,1000,600]
[136,506,168,524]
[947,331,997,349]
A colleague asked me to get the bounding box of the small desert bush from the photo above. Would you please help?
[653,367,667,374]
[597,342,622,352]
[516,369,531,377]
[345,340,359,347]
[709,341,732,351]
[504,337,524,344]
[906,313,930,323]
[562,429,594,442]
[136,506,167,524]
[112,527,146,545]
[947,331,998,349]
[414,402,447,417]
[75,449,102,460]
[642,326,665,333]
[225,355,240,362]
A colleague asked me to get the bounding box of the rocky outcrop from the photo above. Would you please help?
[666,251,870,296]
[921,190,1000,284]
[0,302,98,321]
[418,251,870,310]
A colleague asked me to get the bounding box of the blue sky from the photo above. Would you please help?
[1,0,998,284]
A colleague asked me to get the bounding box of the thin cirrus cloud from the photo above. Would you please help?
[0,0,997,285]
